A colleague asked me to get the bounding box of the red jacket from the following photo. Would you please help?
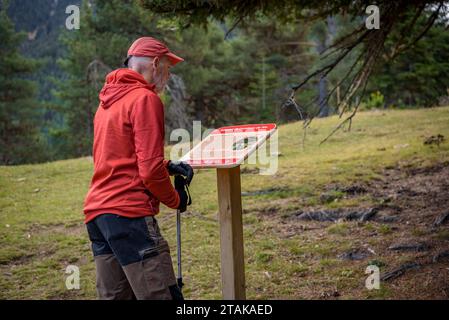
[83,68,180,223]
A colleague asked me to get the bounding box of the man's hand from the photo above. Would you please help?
[175,175,191,213]
[167,161,194,185]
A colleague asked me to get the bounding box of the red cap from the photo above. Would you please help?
[124,37,184,67]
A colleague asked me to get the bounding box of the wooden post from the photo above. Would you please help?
[216,166,246,300]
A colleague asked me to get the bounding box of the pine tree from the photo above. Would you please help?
[53,0,269,153]
[367,11,449,108]
[0,1,45,164]
[169,21,259,127]
[242,17,314,123]
[51,0,163,157]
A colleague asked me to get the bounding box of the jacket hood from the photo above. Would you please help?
[99,69,155,108]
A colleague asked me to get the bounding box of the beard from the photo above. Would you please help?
[152,68,169,94]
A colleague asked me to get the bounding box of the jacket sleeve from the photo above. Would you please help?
[130,93,180,209]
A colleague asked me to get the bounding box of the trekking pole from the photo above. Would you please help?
[176,208,183,291]
[174,174,192,292]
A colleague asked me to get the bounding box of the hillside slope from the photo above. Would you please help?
[1,107,449,299]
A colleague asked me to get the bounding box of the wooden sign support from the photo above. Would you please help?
[216,166,245,299]
[180,123,276,300]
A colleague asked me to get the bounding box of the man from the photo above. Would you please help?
[83,37,194,300]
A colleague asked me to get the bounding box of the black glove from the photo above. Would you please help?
[175,175,192,213]
[167,161,194,186]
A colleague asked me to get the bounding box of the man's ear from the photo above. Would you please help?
[152,56,160,69]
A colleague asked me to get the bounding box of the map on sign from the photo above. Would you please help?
[180,124,277,169]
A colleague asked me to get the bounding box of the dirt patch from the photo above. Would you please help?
[294,207,378,222]
[253,160,449,299]
[28,222,86,237]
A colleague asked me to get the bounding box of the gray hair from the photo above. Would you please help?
[127,56,154,69]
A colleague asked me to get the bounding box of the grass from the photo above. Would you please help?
[435,230,449,241]
[1,106,449,299]
[378,225,393,235]
[327,222,351,236]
